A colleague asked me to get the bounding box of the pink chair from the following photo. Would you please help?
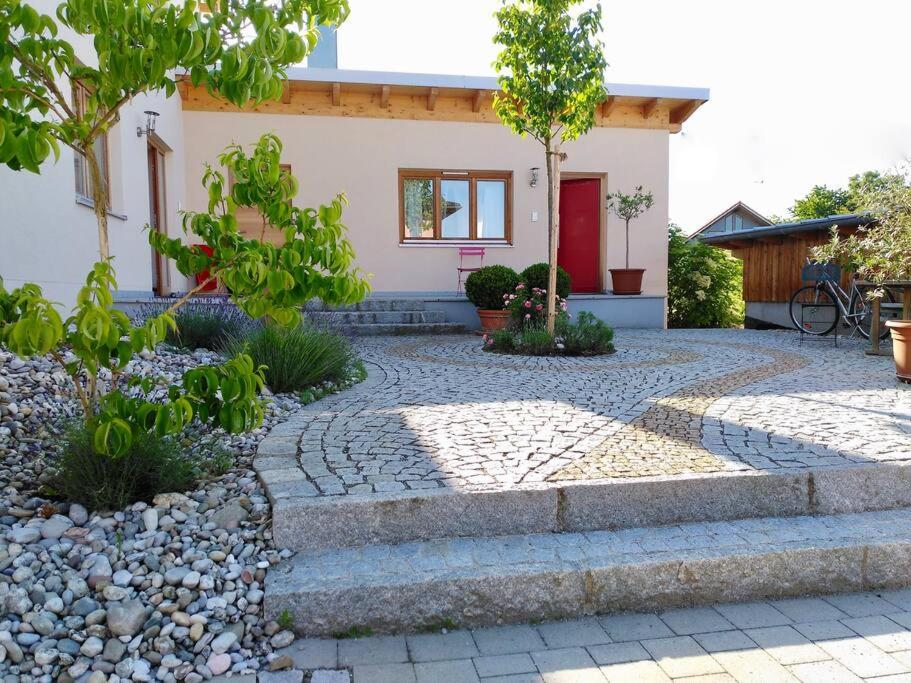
[457,247,485,294]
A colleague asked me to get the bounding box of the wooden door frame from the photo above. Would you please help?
[147,141,170,296]
[559,172,606,293]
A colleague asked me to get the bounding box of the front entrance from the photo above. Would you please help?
[147,144,169,296]
[558,177,601,293]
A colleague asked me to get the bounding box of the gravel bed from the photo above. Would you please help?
[0,346,345,682]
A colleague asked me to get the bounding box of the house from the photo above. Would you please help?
[690,201,772,239]
[696,213,869,328]
[0,8,708,330]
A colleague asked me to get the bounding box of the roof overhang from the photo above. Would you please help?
[698,213,872,249]
[178,67,709,133]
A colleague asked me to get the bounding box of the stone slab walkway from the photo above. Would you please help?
[229,588,911,682]
[259,330,911,499]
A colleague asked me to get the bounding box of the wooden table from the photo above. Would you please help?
[865,281,911,356]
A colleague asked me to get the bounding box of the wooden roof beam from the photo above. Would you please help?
[379,85,390,109]
[757,236,784,245]
[427,87,438,111]
[331,82,341,107]
[601,96,617,118]
[642,98,660,119]
[671,100,701,124]
[472,89,486,113]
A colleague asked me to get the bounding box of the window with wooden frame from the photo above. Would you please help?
[72,80,110,202]
[231,164,292,245]
[399,169,512,243]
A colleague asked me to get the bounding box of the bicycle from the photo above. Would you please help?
[788,259,894,339]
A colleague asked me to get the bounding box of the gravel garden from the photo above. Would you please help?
[0,305,365,682]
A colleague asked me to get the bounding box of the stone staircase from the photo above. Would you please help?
[258,440,911,636]
[304,298,465,335]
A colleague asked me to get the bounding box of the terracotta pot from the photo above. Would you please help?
[477,309,512,334]
[886,320,911,384]
[609,268,645,295]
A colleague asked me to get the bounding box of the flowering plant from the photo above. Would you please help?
[503,283,568,326]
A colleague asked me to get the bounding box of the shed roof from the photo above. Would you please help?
[697,213,872,249]
[690,201,772,239]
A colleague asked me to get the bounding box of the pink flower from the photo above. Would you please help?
[524,300,532,308]
[525,313,531,319]
[535,304,543,311]
[516,284,525,290]
[482,334,489,341]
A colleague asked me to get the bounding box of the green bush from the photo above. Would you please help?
[484,312,614,356]
[668,225,743,328]
[556,311,615,355]
[52,424,197,511]
[464,265,520,310]
[226,324,355,394]
[519,263,572,299]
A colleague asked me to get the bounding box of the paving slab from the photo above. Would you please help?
[472,625,547,656]
[744,626,829,665]
[414,659,480,683]
[640,636,725,678]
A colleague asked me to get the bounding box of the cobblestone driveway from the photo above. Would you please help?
[292,330,911,497]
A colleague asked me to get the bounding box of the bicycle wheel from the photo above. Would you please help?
[848,287,895,340]
[789,285,838,336]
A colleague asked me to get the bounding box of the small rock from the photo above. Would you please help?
[270,630,295,649]
[80,636,104,657]
[142,508,159,532]
[210,631,237,654]
[40,514,73,539]
[68,503,88,525]
[207,652,231,676]
[106,599,147,637]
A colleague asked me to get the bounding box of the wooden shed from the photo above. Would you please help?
[697,214,869,328]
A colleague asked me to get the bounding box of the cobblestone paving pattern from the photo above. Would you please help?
[293,330,911,496]
[246,586,911,682]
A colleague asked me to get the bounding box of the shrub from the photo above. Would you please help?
[505,283,568,325]
[484,312,614,356]
[556,311,615,355]
[140,302,254,351]
[226,324,355,394]
[520,263,572,299]
[668,225,743,328]
[464,265,520,310]
[52,424,197,511]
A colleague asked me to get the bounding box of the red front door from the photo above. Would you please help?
[558,178,601,293]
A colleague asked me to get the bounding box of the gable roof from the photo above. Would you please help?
[690,201,772,238]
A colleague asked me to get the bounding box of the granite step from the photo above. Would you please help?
[265,507,911,637]
[262,460,911,553]
[304,298,428,312]
[305,310,448,325]
[339,322,466,336]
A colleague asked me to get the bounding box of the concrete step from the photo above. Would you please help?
[265,461,911,553]
[304,298,427,313]
[305,310,447,325]
[342,322,466,336]
[265,507,911,636]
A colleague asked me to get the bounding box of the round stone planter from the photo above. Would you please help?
[609,268,645,295]
[477,309,511,334]
[886,319,911,384]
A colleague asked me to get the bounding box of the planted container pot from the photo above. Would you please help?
[464,265,520,334]
[477,309,512,332]
[886,320,911,383]
[609,268,645,295]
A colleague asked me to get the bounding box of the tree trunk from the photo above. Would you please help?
[625,218,630,269]
[545,144,561,335]
[85,146,111,261]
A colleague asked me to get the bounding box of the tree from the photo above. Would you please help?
[789,185,852,220]
[493,0,606,334]
[606,186,653,269]
[0,1,369,458]
[1,0,348,260]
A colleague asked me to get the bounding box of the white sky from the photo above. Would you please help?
[335,0,911,233]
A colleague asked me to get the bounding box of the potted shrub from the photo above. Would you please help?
[465,265,520,333]
[812,171,911,382]
[607,186,654,295]
[520,263,572,299]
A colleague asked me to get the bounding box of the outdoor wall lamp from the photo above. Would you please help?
[530,167,540,188]
[136,110,160,138]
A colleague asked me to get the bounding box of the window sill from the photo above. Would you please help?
[75,195,128,221]
[400,240,512,248]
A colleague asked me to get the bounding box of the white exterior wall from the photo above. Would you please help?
[0,0,190,310]
[180,113,670,298]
